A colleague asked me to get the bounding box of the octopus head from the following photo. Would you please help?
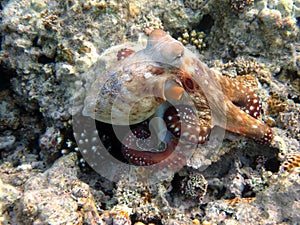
[147,30,184,66]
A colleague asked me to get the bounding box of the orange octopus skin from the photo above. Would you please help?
[162,30,272,142]
[117,48,135,61]
[115,30,273,166]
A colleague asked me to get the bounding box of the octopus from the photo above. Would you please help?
[80,29,273,168]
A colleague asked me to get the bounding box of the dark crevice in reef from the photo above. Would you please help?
[0,1,2,49]
[169,14,214,39]
[200,143,279,199]
[207,182,227,200]
[202,153,234,179]
[38,54,56,64]
[32,36,57,64]
[12,96,46,156]
[131,214,163,225]
[32,36,42,48]
[242,145,280,173]
[196,14,214,34]
[264,157,281,173]
[241,179,256,198]
[275,68,298,83]
[228,46,238,59]
[170,173,184,195]
[0,65,17,91]
[274,68,300,100]
[168,172,189,204]
[288,93,300,103]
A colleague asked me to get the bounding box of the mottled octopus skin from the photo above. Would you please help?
[83,29,273,167]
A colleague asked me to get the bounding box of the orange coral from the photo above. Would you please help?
[226,197,255,205]
[280,153,300,172]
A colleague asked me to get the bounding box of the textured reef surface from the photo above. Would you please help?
[0,0,299,224]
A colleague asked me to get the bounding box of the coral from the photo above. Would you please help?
[234,202,265,224]
[183,0,206,10]
[277,68,300,92]
[38,126,64,162]
[140,13,164,33]
[82,0,107,11]
[112,175,194,223]
[225,197,255,205]
[0,88,44,160]
[230,0,254,12]
[110,206,132,225]
[253,171,300,223]
[280,153,300,173]
[207,0,299,70]
[267,92,287,116]
[177,29,207,53]
[232,56,263,76]
[278,99,300,139]
[228,173,246,197]
[201,170,299,224]
[211,56,272,90]
[113,176,162,222]
[180,172,208,202]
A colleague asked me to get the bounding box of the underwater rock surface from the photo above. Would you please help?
[0,0,299,224]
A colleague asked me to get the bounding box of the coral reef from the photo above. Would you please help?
[230,0,254,12]
[183,0,207,11]
[0,0,299,224]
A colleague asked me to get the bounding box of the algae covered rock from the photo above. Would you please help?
[20,153,102,224]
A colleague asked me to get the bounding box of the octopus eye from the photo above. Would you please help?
[183,77,196,91]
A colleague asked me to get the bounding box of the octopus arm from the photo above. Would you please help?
[163,104,211,144]
[217,76,262,119]
[225,102,273,143]
[122,128,187,168]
